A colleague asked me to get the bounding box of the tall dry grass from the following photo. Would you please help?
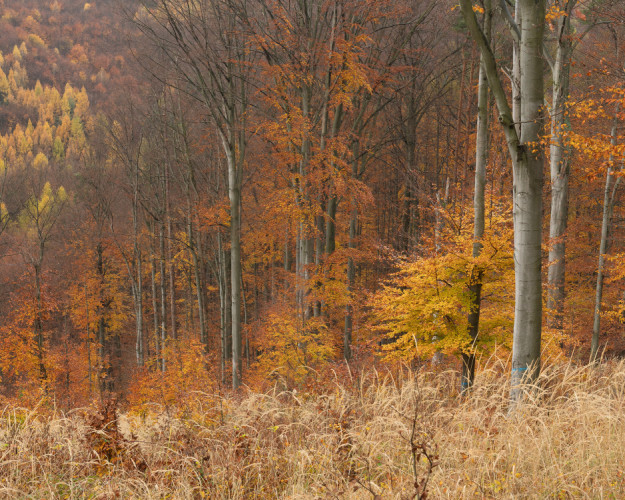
[0,359,624,498]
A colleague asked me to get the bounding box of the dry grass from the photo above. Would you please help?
[1,360,625,499]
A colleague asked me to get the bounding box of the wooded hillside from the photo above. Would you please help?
[0,0,622,411]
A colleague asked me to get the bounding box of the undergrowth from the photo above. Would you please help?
[0,359,624,498]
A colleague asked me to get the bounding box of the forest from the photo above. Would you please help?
[0,0,625,497]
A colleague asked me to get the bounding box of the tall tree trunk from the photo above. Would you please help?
[512,0,521,137]
[96,242,112,395]
[188,210,206,347]
[159,222,167,372]
[343,137,363,361]
[461,0,545,402]
[150,249,160,370]
[510,0,545,396]
[227,148,242,389]
[217,231,229,385]
[34,260,47,389]
[591,112,620,362]
[133,199,144,367]
[85,282,93,394]
[313,210,324,317]
[547,2,574,331]
[165,164,177,341]
[344,207,357,361]
[462,0,491,393]
[284,225,291,272]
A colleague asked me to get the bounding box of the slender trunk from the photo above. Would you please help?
[297,86,314,323]
[313,210,324,317]
[344,207,357,361]
[591,112,620,361]
[462,0,491,393]
[402,131,416,251]
[159,222,167,372]
[295,224,302,315]
[85,281,93,394]
[229,160,242,389]
[284,225,291,272]
[130,164,144,367]
[166,165,177,341]
[298,220,314,322]
[547,7,573,331]
[343,135,362,360]
[512,0,521,137]
[323,97,343,255]
[150,250,160,370]
[188,212,206,346]
[241,274,250,368]
[96,242,111,395]
[325,196,337,255]
[135,254,144,367]
[217,232,227,384]
[34,261,47,388]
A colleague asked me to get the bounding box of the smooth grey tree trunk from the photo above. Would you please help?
[590,112,620,361]
[510,0,545,395]
[228,150,242,389]
[217,232,228,385]
[132,194,144,367]
[461,0,545,402]
[547,2,574,331]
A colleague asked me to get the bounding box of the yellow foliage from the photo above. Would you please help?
[68,243,128,349]
[128,340,218,418]
[254,308,337,388]
[371,201,515,362]
[18,182,67,234]
[0,68,9,102]
[33,152,48,170]
[28,34,46,49]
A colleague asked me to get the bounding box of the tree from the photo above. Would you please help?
[17,180,67,389]
[136,0,258,388]
[0,68,9,103]
[374,211,514,353]
[462,0,492,393]
[460,0,546,398]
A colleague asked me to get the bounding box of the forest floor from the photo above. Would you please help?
[0,359,624,499]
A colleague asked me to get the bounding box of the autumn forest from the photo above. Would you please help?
[1,0,625,497]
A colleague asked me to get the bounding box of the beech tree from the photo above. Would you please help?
[460,0,546,398]
[546,0,577,331]
[136,0,257,388]
[462,0,491,393]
